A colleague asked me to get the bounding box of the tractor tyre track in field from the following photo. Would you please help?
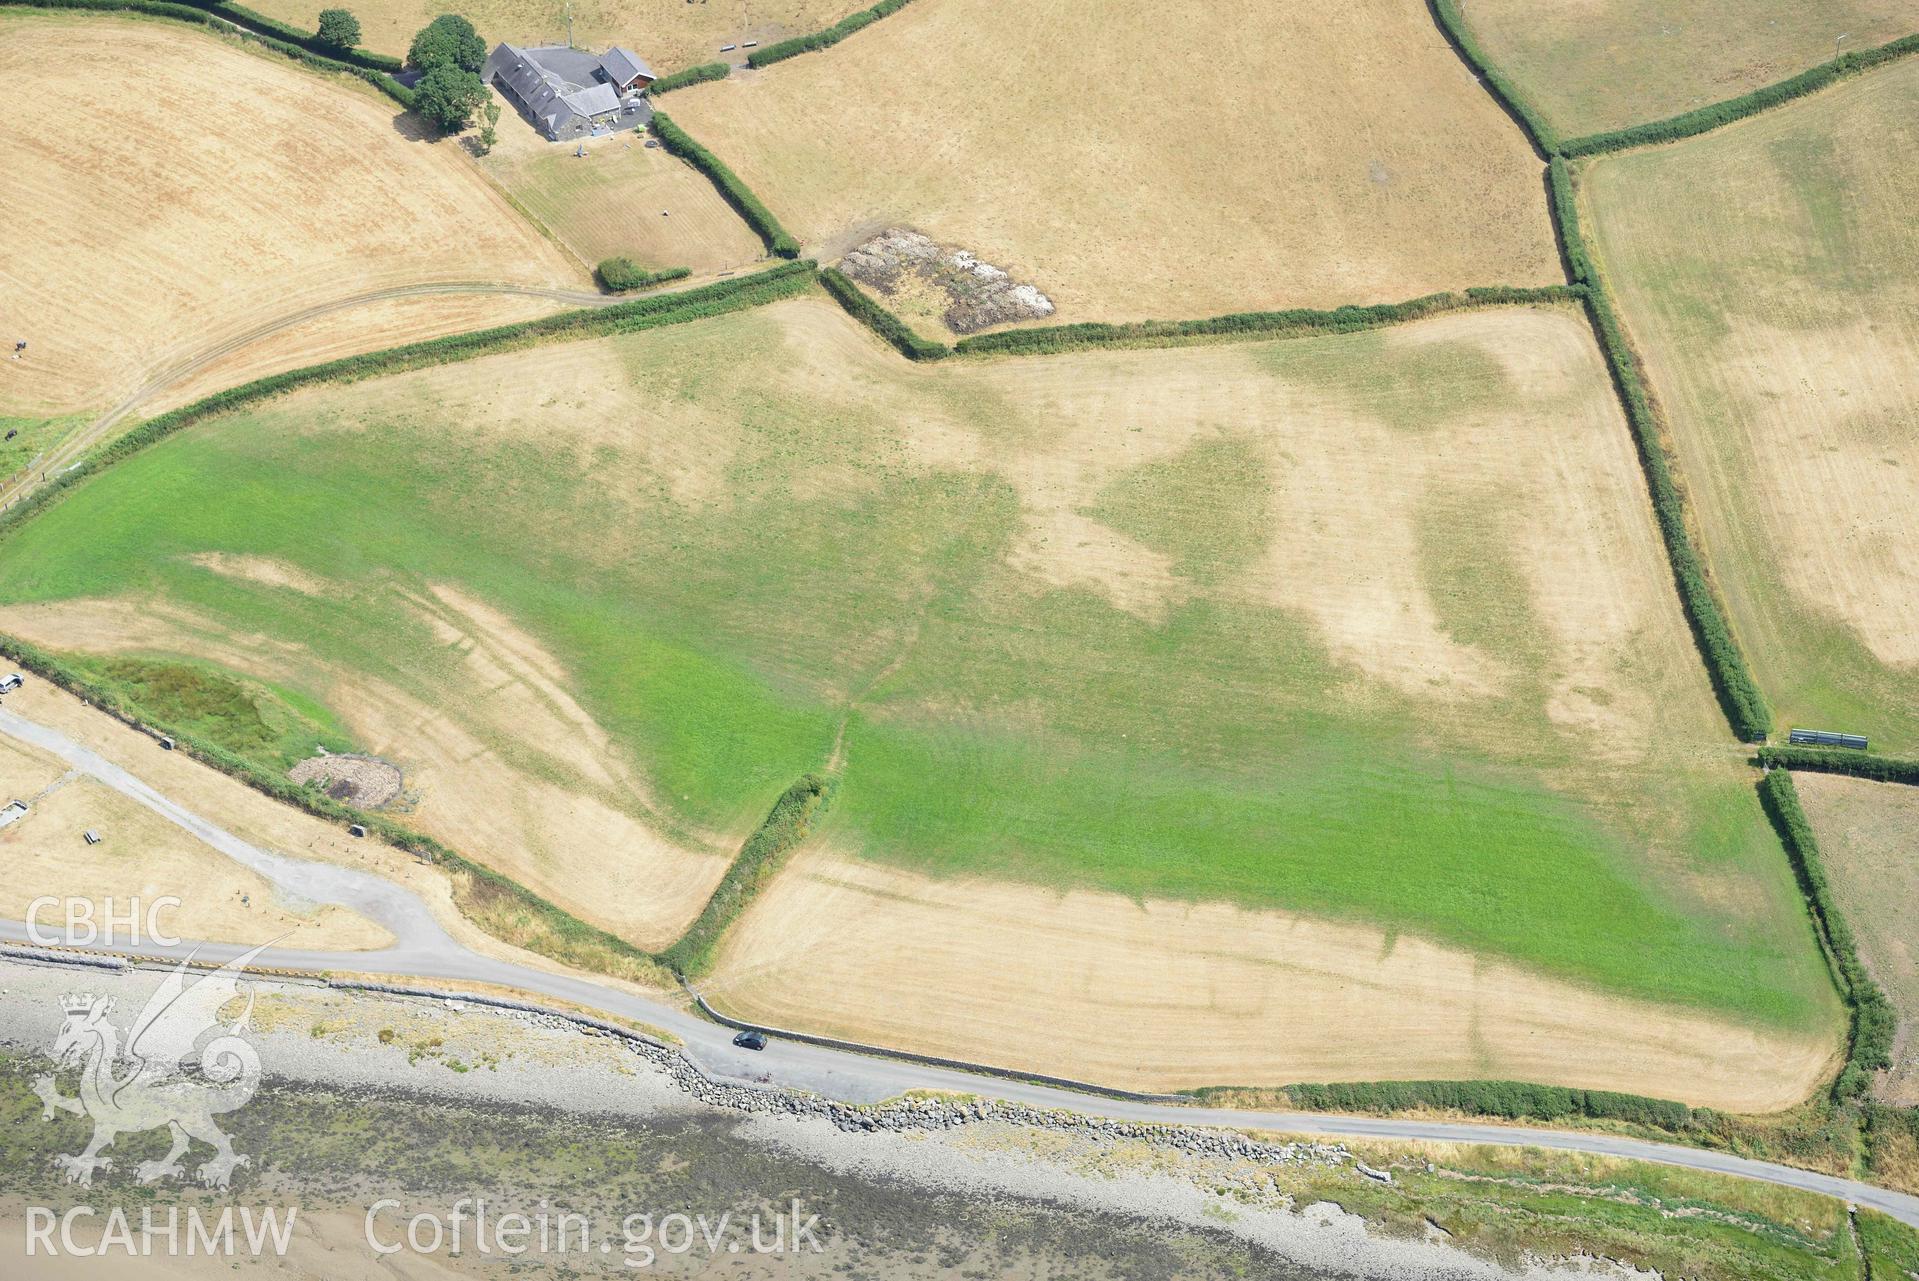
[0,281,621,512]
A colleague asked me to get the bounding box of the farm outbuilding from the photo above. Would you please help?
[484,42,656,141]
[1788,728,1869,750]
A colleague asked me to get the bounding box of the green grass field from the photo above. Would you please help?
[1455,0,1915,137]
[1582,60,1919,755]
[0,298,1839,1032]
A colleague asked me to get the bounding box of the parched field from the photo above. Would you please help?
[0,296,1843,1095]
[0,13,578,418]
[708,850,1834,1108]
[0,724,391,950]
[246,0,845,74]
[1796,774,1919,1105]
[1582,60,1919,753]
[479,121,766,276]
[668,0,1560,322]
[1455,0,1916,137]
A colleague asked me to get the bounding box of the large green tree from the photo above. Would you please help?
[314,8,360,51]
[413,64,488,133]
[407,13,485,72]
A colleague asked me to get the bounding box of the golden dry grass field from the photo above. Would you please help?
[478,118,767,275]
[0,13,579,419]
[706,848,1836,1109]
[1455,0,1916,137]
[1581,59,1919,754]
[1797,773,1919,1106]
[0,298,1844,1098]
[669,0,1561,322]
[248,0,845,74]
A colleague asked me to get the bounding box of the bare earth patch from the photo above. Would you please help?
[707,849,1835,1111]
[842,228,1055,335]
[289,751,405,808]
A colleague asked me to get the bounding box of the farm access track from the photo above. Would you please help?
[6,0,1919,1183]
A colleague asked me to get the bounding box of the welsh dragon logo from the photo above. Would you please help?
[32,944,270,1188]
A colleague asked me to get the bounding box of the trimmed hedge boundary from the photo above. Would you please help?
[0,634,667,986]
[662,774,836,977]
[1426,0,1558,157]
[649,112,800,257]
[1544,158,1771,741]
[1757,747,1919,787]
[745,0,912,68]
[647,61,729,94]
[7,0,415,106]
[1757,770,1895,1100]
[1254,1080,1692,1129]
[595,258,692,293]
[817,267,951,360]
[0,262,816,541]
[951,285,1585,357]
[171,0,401,70]
[1562,33,1919,157]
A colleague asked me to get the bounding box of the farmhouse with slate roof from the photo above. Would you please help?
[484,42,656,141]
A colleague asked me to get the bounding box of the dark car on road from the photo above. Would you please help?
[732,1030,768,1051]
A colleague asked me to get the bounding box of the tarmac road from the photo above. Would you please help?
[2,704,1916,1229]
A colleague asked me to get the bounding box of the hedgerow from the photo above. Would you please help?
[1562,33,1919,156]
[648,112,800,257]
[745,0,912,68]
[952,286,1583,357]
[6,0,415,103]
[1758,770,1896,1099]
[817,267,950,360]
[662,774,836,977]
[1267,1080,1692,1129]
[0,262,815,542]
[647,61,729,94]
[595,258,692,293]
[1543,158,1772,741]
[0,632,668,984]
[1757,747,1919,787]
[1427,0,1558,156]
[170,0,401,69]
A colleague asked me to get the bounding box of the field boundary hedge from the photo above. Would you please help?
[646,61,729,94]
[170,0,401,69]
[661,774,836,977]
[1229,1079,1693,1129]
[1757,770,1895,1100]
[649,112,800,257]
[950,285,1584,358]
[595,259,692,293]
[817,267,951,360]
[1757,747,1919,787]
[745,0,912,68]
[1425,0,1558,157]
[0,634,672,987]
[0,262,815,541]
[5,0,415,106]
[1561,33,1919,156]
[1545,157,1771,741]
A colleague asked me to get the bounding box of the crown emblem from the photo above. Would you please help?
[59,993,97,1015]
